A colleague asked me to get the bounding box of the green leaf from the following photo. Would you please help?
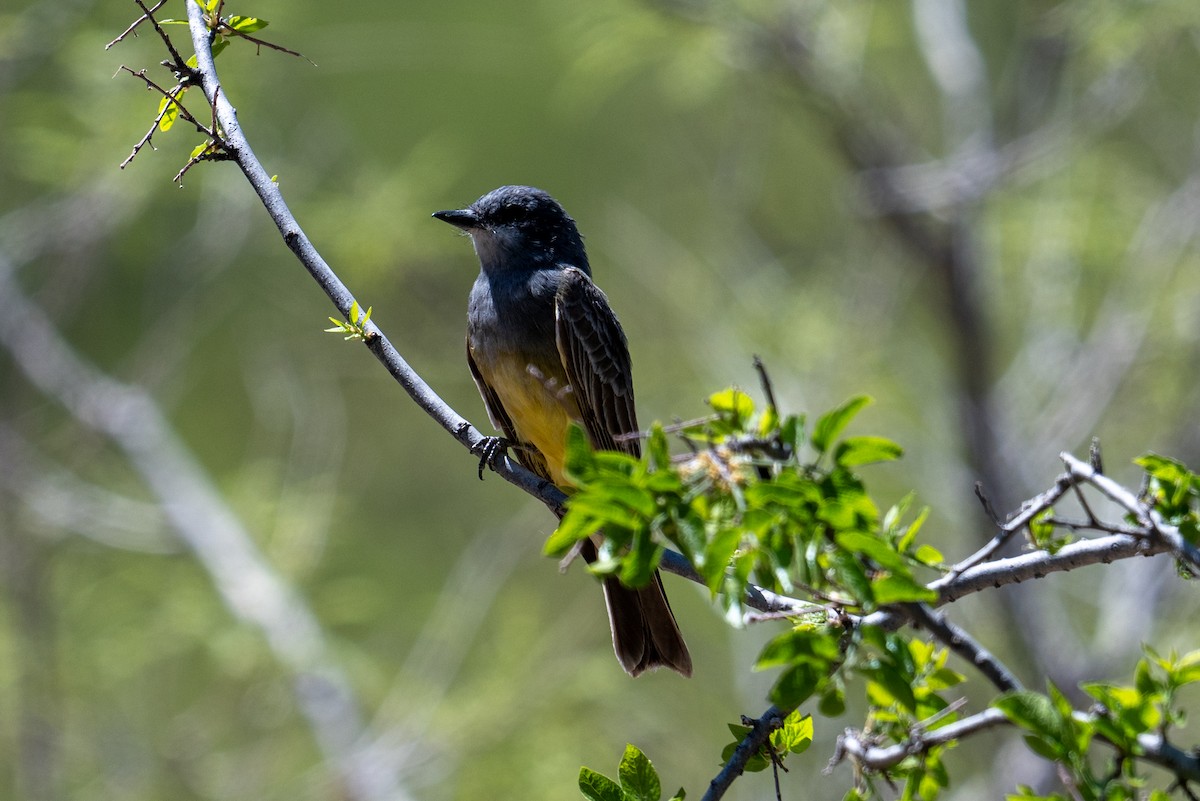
[871,573,938,604]
[544,510,596,557]
[826,549,873,605]
[994,691,1067,750]
[720,740,768,773]
[1174,649,1200,685]
[863,664,918,713]
[579,767,628,801]
[158,100,181,131]
[708,388,755,430]
[836,530,910,573]
[566,490,643,533]
[226,15,269,32]
[834,435,903,467]
[812,395,872,454]
[618,744,660,801]
[745,476,818,509]
[928,667,965,691]
[1028,508,1058,549]
[564,424,596,480]
[1135,453,1193,485]
[756,627,840,670]
[913,543,943,566]
[1021,735,1062,762]
[771,710,814,755]
[780,414,805,455]
[596,482,657,519]
[646,423,671,471]
[770,663,822,708]
[700,525,740,592]
[664,508,704,563]
[619,530,661,589]
[896,505,930,552]
[758,403,779,438]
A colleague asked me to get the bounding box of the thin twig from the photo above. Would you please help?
[753,355,779,414]
[974,481,1001,524]
[216,22,317,65]
[948,473,1072,577]
[117,70,183,168]
[118,65,209,136]
[832,708,1008,772]
[105,0,169,49]
[132,0,190,73]
[1062,453,1200,571]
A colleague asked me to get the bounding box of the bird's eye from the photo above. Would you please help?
[502,203,530,224]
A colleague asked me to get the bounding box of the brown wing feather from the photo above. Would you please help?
[554,267,640,458]
[551,269,692,677]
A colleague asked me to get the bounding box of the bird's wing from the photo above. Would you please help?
[554,266,640,458]
[467,342,554,482]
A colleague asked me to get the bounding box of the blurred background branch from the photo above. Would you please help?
[1,0,1197,799]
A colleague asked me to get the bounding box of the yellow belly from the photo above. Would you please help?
[480,352,580,486]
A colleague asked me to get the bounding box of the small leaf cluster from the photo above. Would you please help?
[720,708,814,772]
[555,390,967,795]
[548,390,941,621]
[1029,507,1072,554]
[324,301,373,341]
[998,648,1200,801]
[1137,453,1200,549]
[853,632,965,800]
[579,744,683,801]
[762,625,965,801]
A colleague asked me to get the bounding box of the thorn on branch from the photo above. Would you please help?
[1089,437,1104,473]
[974,481,1000,524]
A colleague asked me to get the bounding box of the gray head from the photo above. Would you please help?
[433,185,590,276]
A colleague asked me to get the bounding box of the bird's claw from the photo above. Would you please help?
[471,436,513,480]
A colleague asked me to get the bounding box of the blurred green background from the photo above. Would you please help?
[2,0,1198,799]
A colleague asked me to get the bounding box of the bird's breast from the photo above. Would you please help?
[467,271,580,485]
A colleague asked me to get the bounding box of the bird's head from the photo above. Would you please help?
[434,185,590,275]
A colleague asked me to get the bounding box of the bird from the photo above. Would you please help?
[433,185,692,677]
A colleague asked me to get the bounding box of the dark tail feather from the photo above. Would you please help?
[603,571,693,677]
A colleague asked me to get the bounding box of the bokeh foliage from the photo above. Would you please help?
[1,1,1199,799]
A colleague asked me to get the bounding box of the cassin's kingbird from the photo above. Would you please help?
[434,185,692,677]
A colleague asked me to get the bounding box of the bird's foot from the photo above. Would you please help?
[471,436,516,480]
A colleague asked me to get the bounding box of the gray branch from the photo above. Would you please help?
[832,707,1200,787]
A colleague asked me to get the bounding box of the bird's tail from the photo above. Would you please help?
[602,570,693,678]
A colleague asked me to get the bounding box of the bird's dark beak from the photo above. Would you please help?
[432,208,480,230]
